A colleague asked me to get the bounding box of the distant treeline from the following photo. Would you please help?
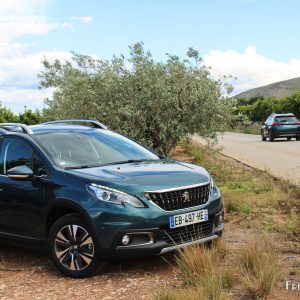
[235,91,300,122]
[0,105,43,125]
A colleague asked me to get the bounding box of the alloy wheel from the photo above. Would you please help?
[54,224,94,271]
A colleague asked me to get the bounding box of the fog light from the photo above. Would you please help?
[121,234,130,246]
[219,213,224,224]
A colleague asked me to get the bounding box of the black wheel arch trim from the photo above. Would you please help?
[45,199,98,243]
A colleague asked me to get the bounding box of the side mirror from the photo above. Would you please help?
[7,165,33,180]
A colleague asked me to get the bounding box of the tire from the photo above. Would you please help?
[296,136,300,141]
[48,213,105,278]
[261,131,266,141]
[287,137,291,141]
[269,132,274,142]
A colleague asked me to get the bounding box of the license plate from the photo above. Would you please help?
[169,209,208,229]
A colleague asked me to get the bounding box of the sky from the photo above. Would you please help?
[1,0,300,113]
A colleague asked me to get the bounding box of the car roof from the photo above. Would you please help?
[271,113,295,117]
[30,124,97,134]
[0,120,107,136]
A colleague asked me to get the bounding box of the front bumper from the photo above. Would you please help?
[88,187,224,260]
[114,221,224,258]
[90,204,224,260]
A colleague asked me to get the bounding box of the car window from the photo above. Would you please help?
[0,138,46,176]
[274,116,297,123]
[0,138,33,175]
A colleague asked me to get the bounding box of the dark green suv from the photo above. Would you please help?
[261,113,300,141]
[0,120,223,278]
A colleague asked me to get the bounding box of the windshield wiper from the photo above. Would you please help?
[64,163,101,170]
[101,159,154,167]
[65,159,159,169]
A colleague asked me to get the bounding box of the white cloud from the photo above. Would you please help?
[0,42,71,113]
[0,45,72,88]
[0,87,54,113]
[0,1,94,113]
[202,46,300,95]
[70,16,93,23]
[0,15,60,43]
[0,0,50,15]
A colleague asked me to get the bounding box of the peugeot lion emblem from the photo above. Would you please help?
[182,191,190,203]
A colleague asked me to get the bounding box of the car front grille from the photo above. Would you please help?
[161,220,213,245]
[145,183,210,211]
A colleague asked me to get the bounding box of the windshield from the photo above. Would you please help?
[34,130,159,168]
[274,116,298,123]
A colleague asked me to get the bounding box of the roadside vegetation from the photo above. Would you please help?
[154,141,300,300]
[229,91,300,134]
[235,92,300,122]
[226,125,261,135]
[0,104,43,125]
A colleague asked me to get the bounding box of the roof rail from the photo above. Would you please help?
[0,123,33,134]
[42,119,107,129]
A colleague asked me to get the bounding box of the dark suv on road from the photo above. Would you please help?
[261,113,300,142]
[0,120,223,277]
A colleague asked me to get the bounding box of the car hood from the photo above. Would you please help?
[64,159,210,196]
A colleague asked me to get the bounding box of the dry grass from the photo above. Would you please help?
[153,286,204,300]
[154,237,279,300]
[237,238,280,299]
[154,240,234,300]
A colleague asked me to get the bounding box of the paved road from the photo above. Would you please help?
[193,132,300,185]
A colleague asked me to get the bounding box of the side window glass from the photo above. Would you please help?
[33,153,47,176]
[0,138,33,175]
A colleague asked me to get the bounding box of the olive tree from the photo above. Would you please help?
[39,42,233,155]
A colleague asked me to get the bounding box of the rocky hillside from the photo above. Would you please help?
[235,77,300,100]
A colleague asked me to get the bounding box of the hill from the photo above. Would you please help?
[234,77,300,100]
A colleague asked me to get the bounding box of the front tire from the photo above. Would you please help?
[287,137,291,141]
[48,213,104,278]
[261,131,266,141]
[269,131,274,142]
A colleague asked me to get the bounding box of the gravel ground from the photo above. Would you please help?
[0,244,174,300]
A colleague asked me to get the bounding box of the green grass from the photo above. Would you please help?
[182,140,300,238]
[264,209,300,238]
[226,126,261,135]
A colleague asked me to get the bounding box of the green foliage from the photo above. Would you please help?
[0,104,19,123]
[0,104,43,125]
[39,42,233,155]
[235,91,300,122]
[19,109,43,125]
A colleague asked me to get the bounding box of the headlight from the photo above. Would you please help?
[88,184,146,208]
[210,176,215,190]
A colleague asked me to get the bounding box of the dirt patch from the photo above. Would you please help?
[0,243,175,300]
